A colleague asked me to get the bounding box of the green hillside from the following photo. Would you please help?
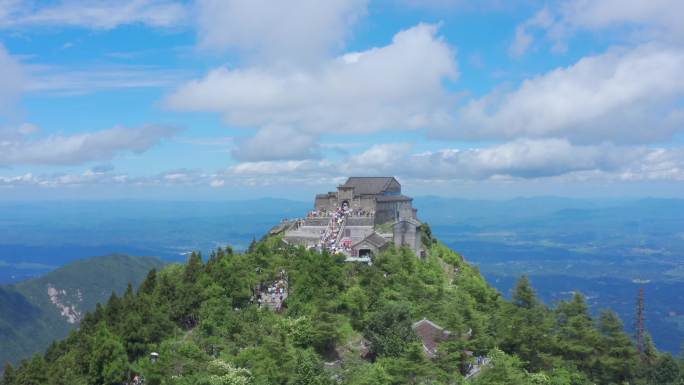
[3,234,683,385]
[0,255,166,367]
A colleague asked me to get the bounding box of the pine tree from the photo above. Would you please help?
[500,276,554,372]
[653,354,682,385]
[185,252,203,283]
[512,275,537,309]
[2,363,15,385]
[88,325,128,385]
[248,237,257,253]
[138,268,157,295]
[15,354,48,385]
[176,252,205,328]
[555,293,599,374]
[595,310,636,384]
[105,291,123,325]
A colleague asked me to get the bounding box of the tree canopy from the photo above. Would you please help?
[2,235,682,385]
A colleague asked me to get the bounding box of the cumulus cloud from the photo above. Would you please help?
[3,140,684,190]
[232,126,320,162]
[343,143,413,174]
[444,45,684,144]
[0,124,180,166]
[222,140,684,183]
[512,0,684,55]
[195,0,367,63]
[0,0,186,29]
[167,24,458,140]
[402,140,633,180]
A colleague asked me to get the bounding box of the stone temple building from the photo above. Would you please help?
[279,177,423,261]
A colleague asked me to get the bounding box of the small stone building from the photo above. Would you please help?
[352,232,390,258]
[412,318,452,358]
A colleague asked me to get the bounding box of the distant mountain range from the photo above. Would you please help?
[1,197,683,352]
[0,254,166,366]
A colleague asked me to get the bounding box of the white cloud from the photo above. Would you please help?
[167,24,458,140]
[24,64,191,95]
[399,0,535,11]
[0,0,186,29]
[0,124,180,166]
[558,0,684,43]
[195,0,367,63]
[222,140,684,183]
[0,44,23,117]
[210,179,225,188]
[232,126,320,162]
[0,168,209,188]
[402,140,627,180]
[4,140,684,190]
[343,143,413,174]
[229,159,333,177]
[509,8,553,57]
[513,0,684,55]
[445,45,684,144]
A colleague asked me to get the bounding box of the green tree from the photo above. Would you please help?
[14,354,48,385]
[341,285,369,329]
[473,349,529,385]
[205,359,252,385]
[289,349,331,385]
[595,310,636,384]
[364,302,417,358]
[138,268,157,295]
[653,354,682,385]
[554,293,599,374]
[344,363,393,385]
[2,363,15,385]
[513,276,537,309]
[499,276,555,372]
[88,326,128,385]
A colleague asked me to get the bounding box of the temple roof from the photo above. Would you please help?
[412,318,451,357]
[353,231,389,249]
[340,177,399,196]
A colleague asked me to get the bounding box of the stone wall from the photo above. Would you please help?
[376,200,414,224]
[393,219,421,254]
[315,193,337,211]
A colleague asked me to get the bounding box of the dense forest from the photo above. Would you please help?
[3,228,683,385]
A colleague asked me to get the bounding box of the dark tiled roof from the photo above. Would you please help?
[353,231,389,249]
[376,194,413,202]
[394,217,421,227]
[341,177,398,196]
[412,319,451,357]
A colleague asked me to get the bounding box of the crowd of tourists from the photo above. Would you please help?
[317,205,353,255]
[254,278,288,311]
[307,207,374,219]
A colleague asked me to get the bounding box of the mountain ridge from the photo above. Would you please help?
[0,254,167,367]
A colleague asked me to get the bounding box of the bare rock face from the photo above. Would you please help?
[46,284,82,324]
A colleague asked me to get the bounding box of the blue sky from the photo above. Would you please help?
[1,0,684,200]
